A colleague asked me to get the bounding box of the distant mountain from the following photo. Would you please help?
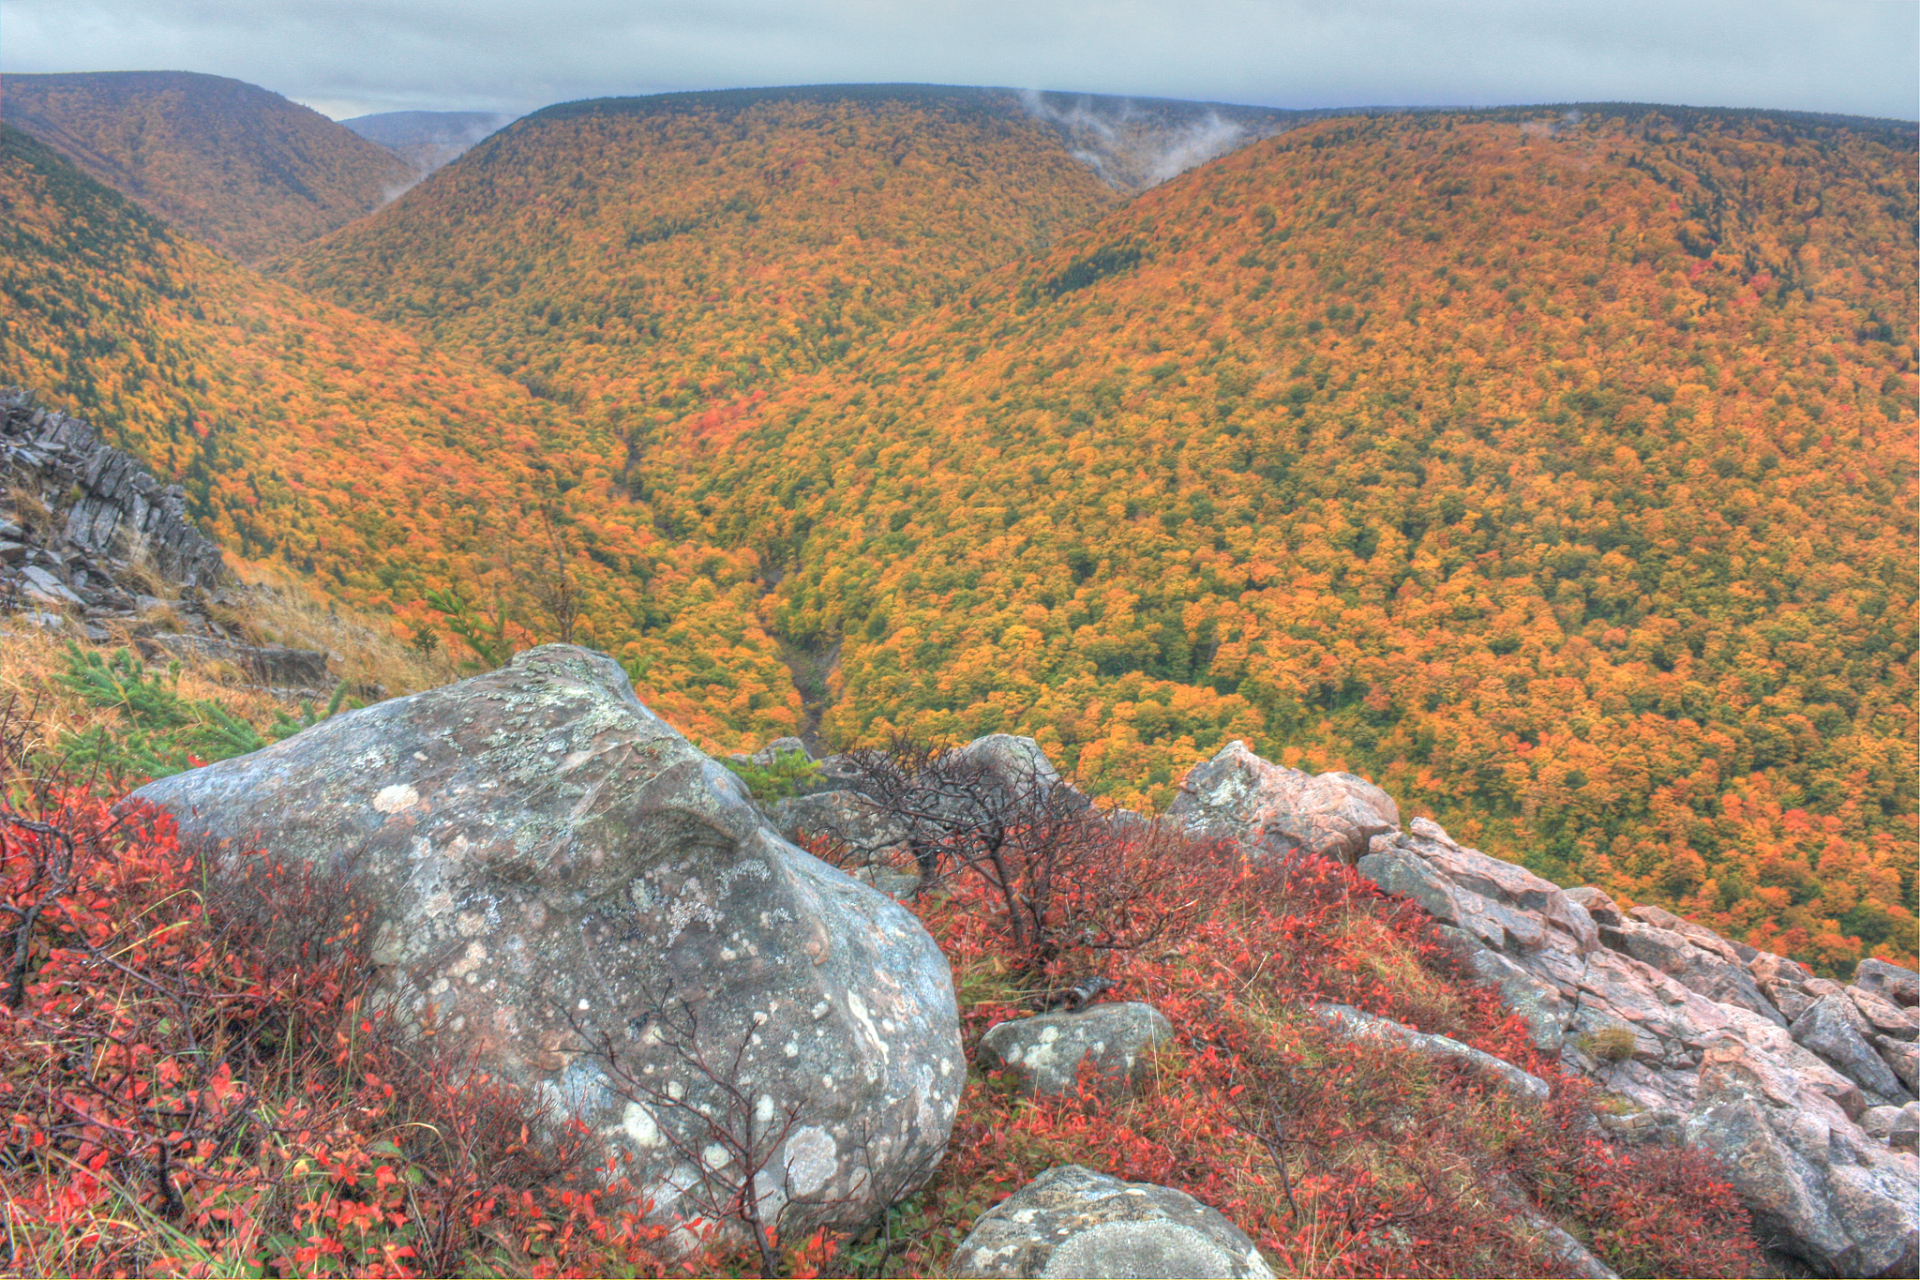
[279,85,1122,413]
[0,71,415,263]
[340,109,513,177]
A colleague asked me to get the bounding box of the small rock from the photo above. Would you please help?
[1848,985,1919,1042]
[978,1002,1173,1097]
[1597,1106,1684,1146]
[949,1164,1272,1279]
[20,564,81,605]
[1565,885,1623,927]
[1861,1103,1919,1151]
[1875,1036,1919,1094]
[750,735,813,766]
[1313,1002,1551,1103]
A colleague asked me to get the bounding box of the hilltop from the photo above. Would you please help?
[279,85,1124,410]
[0,71,414,263]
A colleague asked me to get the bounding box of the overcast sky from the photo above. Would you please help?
[2,0,1914,123]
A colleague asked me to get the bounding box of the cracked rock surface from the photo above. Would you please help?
[1358,815,1918,1277]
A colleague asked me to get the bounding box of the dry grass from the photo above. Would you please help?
[1335,910,1470,1033]
[0,566,461,764]
[214,563,460,699]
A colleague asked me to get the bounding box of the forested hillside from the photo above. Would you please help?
[278,87,1121,415]
[0,72,415,263]
[8,92,1916,978]
[0,123,800,743]
[626,106,1912,973]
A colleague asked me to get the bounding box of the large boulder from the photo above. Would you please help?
[949,1164,1273,1279]
[1170,740,1397,864]
[135,645,963,1239]
[977,1002,1173,1097]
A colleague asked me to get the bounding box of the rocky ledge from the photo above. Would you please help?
[0,388,336,694]
[1175,739,1917,1278]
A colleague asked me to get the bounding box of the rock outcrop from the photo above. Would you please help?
[1,388,225,591]
[1356,814,1918,1277]
[949,1164,1274,1279]
[134,645,963,1240]
[0,388,335,694]
[1169,739,1398,864]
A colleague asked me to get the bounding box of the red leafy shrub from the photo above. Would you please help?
[878,828,1768,1279]
[0,700,1767,1277]
[0,747,742,1277]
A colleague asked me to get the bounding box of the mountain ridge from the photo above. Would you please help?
[0,70,416,263]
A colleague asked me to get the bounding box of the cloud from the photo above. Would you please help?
[1017,90,1271,191]
[0,0,1912,121]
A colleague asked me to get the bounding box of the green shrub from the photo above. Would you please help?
[52,644,357,782]
[722,746,821,801]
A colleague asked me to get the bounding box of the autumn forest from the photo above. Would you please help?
[0,84,1913,978]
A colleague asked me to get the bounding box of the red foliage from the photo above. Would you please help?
[901,834,1766,1279]
[0,772,704,1277]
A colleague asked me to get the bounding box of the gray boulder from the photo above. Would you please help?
[950,1164,1273,1279]
[1171,740,1397,864]
[978,1002,1173,1097]
[1564,885,1623,927]
[947,732,1062,791]
[769,788,910,861]
[1850,986,1919,1042]
[134,645,962,1240]
[1862,1103,1920,1152]
[1792,995,1910,1102]
[1854,958,1919,1008]
[1877,1038,1919,1093]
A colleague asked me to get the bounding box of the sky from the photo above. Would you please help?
[2,0,1915,123]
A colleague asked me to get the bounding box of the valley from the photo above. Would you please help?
[1,84,1913,982]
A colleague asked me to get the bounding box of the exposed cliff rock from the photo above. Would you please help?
[0,387,335,694]
[1358,815,1918,1277]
